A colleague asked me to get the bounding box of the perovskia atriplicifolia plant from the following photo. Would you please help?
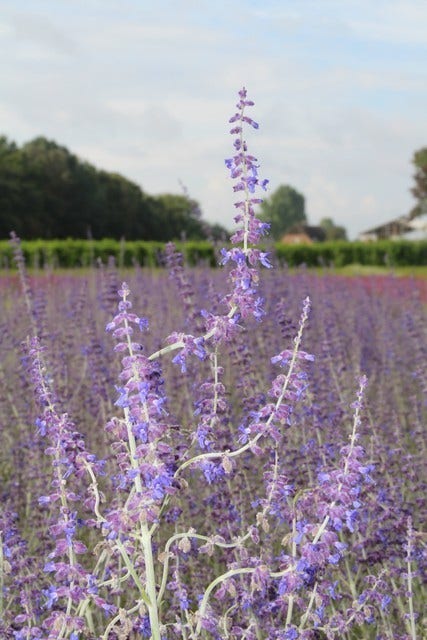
[0,88,424,640]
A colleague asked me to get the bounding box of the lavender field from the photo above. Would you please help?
[0,90,426,639]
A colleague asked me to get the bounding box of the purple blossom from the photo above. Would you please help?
[2,89,426,640]
[167,332,207,372]
[221,87,271,321]
[105,283,177,528]
[199,460,226,484]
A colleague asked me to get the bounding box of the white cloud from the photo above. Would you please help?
[0,20,13,37]
[0,0,425,240]
[347,1,427,45]
[0,105,34,140]
[248,0,427,46]
[360,195,379,216]
[9,11,77,55]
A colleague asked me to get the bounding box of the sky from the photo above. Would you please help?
[1,0,426,239]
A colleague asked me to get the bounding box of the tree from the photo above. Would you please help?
[0,137,26,236]
[410,147,427,219]
[21,137,81,237]
[205,222,229,242]
[319,217,348,241]
[153,193,206,241]
[259,184,306,240]
[0,136,215,241]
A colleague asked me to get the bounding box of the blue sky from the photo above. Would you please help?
[1,0,426,238]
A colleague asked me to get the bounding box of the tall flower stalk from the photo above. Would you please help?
[26,336,108,639]
[104,282,178,639]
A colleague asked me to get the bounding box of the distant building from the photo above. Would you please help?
[281,225,326,244]
[358,213,427,241]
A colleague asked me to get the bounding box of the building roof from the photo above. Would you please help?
[358,213,427,240]
[282,224,326,243]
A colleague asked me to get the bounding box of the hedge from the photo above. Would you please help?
[274,240,427,268]
[0,239,217,269]
[0,238,426,269]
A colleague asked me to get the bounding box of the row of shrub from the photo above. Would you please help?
[0,239,217,269]
[274,239,427,267]
[0,238,426,269]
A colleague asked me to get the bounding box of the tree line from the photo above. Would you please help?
[0,136,226,241]
[4,134,423,243]
[0,135,349,243]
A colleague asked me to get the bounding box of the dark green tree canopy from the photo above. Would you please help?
[259,184,307,240]
[154,194,204,241]
[319,217,348,241]
[0,135,226,241]
[410,147,427,218]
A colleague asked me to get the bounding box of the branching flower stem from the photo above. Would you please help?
[148,305,239,361]
[406,518,417,640]
[175,297,311,476]
[284,515,298,632]
[120,311,161,638]
[311,375,368,547]
[195,565,293,637]
[31,348,78,640]
[157,531,249,607]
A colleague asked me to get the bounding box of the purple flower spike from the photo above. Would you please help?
[106,283,177,528]
[221,88,272,321]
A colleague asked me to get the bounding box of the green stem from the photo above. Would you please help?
[298,581,318,630]
[176,310,309,477]
[157,531,248,606]
[121,303,162,639]
[284,516,297,630]
[148,306,238,362]
[406,520,417,640]
[195,567,257,636]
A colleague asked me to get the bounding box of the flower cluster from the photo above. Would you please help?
[165,331,207,373]
[0,510,43,638]
[270,377,373,631]
[221,88,271,321]
[240,297,314,448]
[226,88,269,245]
[25,336,110,638]
[105,283,177,530]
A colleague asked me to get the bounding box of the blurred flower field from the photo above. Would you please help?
[0,261,425,639]
[0,88,425,639]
